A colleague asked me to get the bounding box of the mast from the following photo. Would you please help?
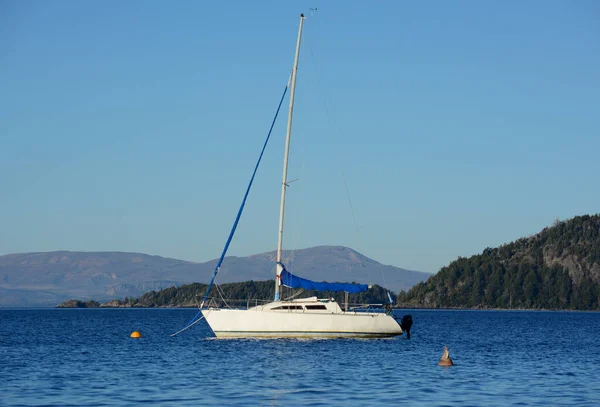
[275,13,305,301]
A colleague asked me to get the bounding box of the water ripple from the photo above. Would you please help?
[1,309,599,406]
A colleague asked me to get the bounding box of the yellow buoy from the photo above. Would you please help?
[130,331,141,338]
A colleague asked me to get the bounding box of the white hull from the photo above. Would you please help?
[201,298,403,338]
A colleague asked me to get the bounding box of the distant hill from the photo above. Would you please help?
[57,280,395,309]
[0,246,428,307]
[398,214,600,310]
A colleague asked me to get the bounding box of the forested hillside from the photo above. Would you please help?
[116,280,393,308]
[398,215,600,310]
[57,279,394,308]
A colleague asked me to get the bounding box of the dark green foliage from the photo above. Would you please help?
[399,214,600,310]
[122,280,393,308]
[56,299,100,308]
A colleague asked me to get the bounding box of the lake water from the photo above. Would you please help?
[1,309,598,406]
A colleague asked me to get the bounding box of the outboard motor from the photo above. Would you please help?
[400,315,413,339]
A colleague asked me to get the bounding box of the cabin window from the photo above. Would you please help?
[305,305,327,310]
[272,305,303,310]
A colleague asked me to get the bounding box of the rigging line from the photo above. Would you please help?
[215,280,232,309]
[170,313,208,337]
[212,273,230,308]
[199,80,290,309]
[169,295,205,336]
[170,81,290,336]
[304,28,374,287]
[283,288,304,301]
[290,98,306,289]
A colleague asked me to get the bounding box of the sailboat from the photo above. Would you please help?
[194,14,410,338]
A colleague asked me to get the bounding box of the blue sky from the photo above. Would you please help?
[1,0,598,275]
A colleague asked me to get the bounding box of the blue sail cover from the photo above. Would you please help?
[280,269,369,294]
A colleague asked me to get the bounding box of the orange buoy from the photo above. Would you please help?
[439,346,453,366]
[130,331,141,338]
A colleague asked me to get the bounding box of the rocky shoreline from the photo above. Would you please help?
[56,299,101,308]
[56,299,198,308]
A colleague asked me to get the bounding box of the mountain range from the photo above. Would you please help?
[0,246,429,307]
